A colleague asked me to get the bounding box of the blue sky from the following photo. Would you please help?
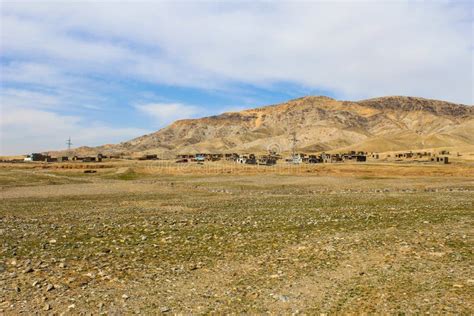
[1,0,472,155]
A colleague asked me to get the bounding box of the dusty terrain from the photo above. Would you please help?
[0,161,473,314]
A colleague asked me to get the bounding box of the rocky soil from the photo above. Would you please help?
[0,166,473,314]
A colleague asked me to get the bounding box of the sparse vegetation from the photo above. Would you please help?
[0,163,473,313]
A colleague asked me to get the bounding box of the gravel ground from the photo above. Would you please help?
[0,166,473,314]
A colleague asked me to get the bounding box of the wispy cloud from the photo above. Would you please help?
[0,105,148,155]
[2,1,471,102]
[1,88,61,110]
[135,103,201,126]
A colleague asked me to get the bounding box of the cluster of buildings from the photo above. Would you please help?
[390,151,450,164]
[22,153,161,163]
[13,150,451,165]
[176,153,237,163]
[24,153,108,163]
[24,153,59,162]
[175,151,369,165]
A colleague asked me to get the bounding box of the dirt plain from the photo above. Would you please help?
[0,160,473,314]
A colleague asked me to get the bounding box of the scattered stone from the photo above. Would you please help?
[22,267,34,274]
[160,306,170,313]
[277,295,290,302]
[1,169,472,313]
[189,262,203,271]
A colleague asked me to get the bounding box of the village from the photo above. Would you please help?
[1,149,453,165]
[174,150,451,165]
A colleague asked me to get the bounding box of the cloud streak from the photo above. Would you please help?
[0,105,149,155]
[2,1,472,102]
[135,103,201,126]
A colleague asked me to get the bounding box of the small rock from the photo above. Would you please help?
[59,262,66,268]
[46,284,55,292]
[49,239,57,244]
[22,267,34,274]
[68,304,76,310]
[160,306,170,313]
[122,294,129,300]
[189,263,201,271]
[43,303,51,311]
[277,295,290,302]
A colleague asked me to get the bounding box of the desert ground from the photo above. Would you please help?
[0,160,473,314]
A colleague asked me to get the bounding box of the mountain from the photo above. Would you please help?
[63,96,474,157]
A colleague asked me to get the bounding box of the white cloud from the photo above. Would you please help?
[0,105,149,155]
[134,103,201,126]
[0,88,150,155]
[1,1,472,103]
[134,101,245,127]
[1,62,113,110]
[1,88,61,110]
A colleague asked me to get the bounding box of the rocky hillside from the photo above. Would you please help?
[65,96,474,156]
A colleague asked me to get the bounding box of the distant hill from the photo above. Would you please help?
[55,96,474,157]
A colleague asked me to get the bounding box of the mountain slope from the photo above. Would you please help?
[67,96,474,156]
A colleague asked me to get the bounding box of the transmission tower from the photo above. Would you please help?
[290,131,298,159]
[66,137,72,151]
[285,113,299,161]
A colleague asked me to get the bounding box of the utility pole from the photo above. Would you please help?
[290,131,298,160]
[286,114,300,164]
[66,137,72,154]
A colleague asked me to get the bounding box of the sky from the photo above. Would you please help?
[0,0,472,155]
